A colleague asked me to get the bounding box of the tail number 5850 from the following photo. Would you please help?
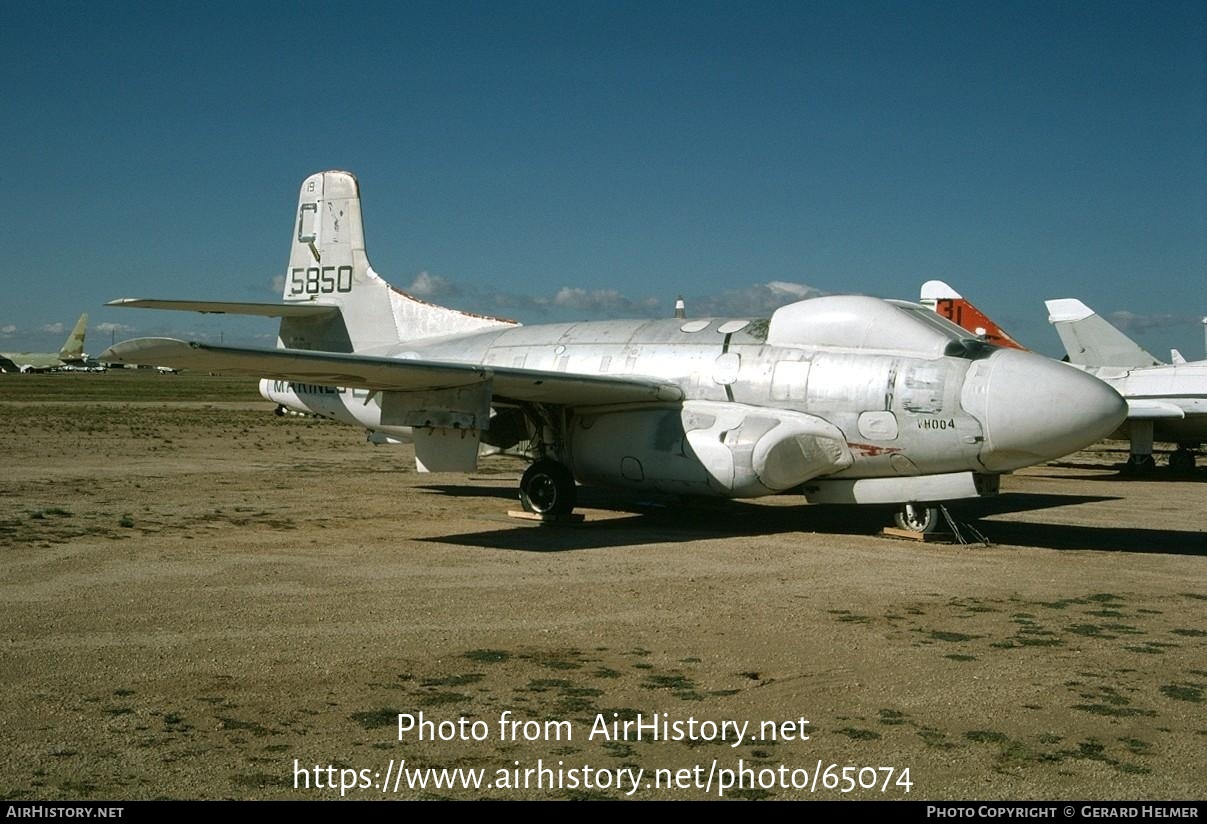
[289,266,353,295]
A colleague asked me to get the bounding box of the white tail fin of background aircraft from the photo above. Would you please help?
[58,313,88,361]
[1045,298,1163,368]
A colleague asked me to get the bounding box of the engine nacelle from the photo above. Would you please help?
[570,401,853,498]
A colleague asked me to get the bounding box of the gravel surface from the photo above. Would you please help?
[2,373,1204,800]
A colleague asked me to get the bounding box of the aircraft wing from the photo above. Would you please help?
[1126,399,1186,420]
[106,299,340,318]
[100,338,684,406]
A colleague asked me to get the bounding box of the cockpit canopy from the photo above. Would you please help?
[766,295,996,359]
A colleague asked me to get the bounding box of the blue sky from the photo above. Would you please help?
[2,1,1204,359]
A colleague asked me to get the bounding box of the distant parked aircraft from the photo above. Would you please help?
[0,314,88,373]
[919,281,1024,350]
[1046,299,1206,472]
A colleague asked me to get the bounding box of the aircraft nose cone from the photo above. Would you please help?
[970,349,1127,472]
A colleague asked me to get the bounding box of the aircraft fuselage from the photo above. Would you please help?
[263,304,1124,500]
[1085,362,1207,445]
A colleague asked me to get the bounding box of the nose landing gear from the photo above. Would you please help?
[894,503,942,534]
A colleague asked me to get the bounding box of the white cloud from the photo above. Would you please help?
[688,281,826,317]
[385,274,829,322]
[552,287,660,317]
[40,322,64,334]
[407,271,459,300]
[278,271,824,324]
[0,324,16,337]
[95,322,134,334]
[270,274,286,294]
[766,281,821,299]
[393,273,659,320]
[1107,310,1200,334]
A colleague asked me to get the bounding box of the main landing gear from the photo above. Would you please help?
[1122,449,1198,474]
[1168,448,1197,473]
[1117,422,1198,474]
[519,459,577,516]
[1121,454,1157,475]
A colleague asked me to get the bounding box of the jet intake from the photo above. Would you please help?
[570,401,853,497]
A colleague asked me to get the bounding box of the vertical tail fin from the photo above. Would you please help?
[1045,299,1163,367]
[278,171,515,353]
[918,280,1025,349]
[58,313,88,361]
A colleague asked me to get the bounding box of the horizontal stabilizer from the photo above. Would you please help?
[107,299,340,318]
[100,338,684,407]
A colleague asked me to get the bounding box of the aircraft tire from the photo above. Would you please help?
[1122,454,1157,475]
[894,503,942,534]
[1168,450,1196,473]
[519,460,577,516]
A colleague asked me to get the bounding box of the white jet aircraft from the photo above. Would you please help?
[1047,298,1207,472]
[101,171,1126,532]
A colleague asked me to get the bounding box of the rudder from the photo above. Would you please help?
[58,313,88,361]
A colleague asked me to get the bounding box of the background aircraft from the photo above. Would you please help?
[919,281,1025,350]
[918,281,1204,472]
[101,172,1125,532]
[1046,299,1206,472]
[0,314,88,373]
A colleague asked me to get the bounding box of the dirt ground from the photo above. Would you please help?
[1,372,1204,800]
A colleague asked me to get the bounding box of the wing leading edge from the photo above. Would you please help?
[106,299,340,318]
[100,338,684,407]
